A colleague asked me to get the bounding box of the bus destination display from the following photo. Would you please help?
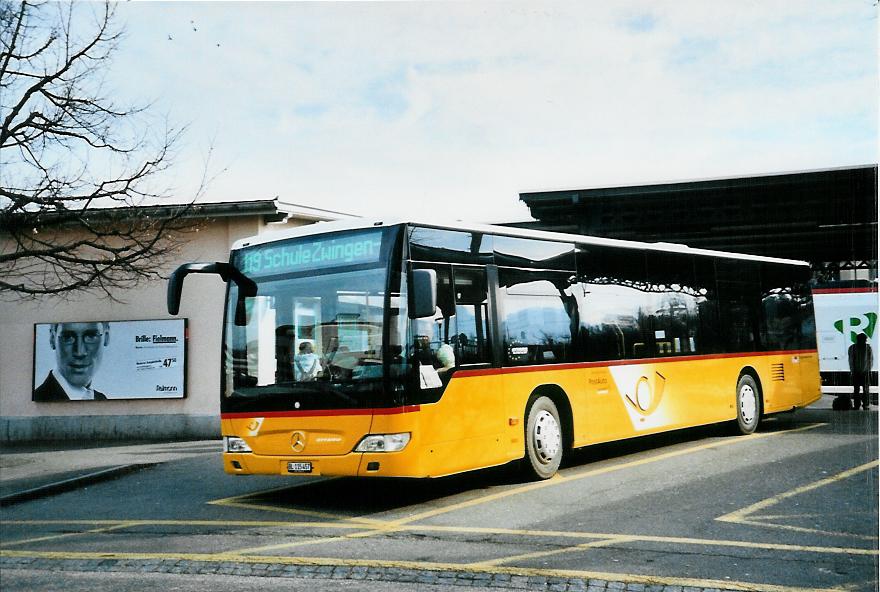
[239,230,383,277]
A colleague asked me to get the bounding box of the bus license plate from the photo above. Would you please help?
[287,462,312,474]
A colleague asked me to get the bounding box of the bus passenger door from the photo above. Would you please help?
[411,263,506,475]
[450,266,506,469]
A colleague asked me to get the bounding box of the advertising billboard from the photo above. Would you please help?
[813,289,878,374]
[33,319,187,401]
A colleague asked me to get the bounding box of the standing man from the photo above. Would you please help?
[34,322,110,401]
[848,332,873,410]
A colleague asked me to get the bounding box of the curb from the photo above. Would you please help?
[0,555,745,592]
[0,463,156,507]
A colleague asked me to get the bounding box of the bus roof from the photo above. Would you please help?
[233,218,810,267]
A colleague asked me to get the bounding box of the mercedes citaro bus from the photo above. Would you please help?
[168,219,821,480]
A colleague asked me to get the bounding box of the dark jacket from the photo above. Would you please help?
[848,342,873,375]
[33,371,107,402]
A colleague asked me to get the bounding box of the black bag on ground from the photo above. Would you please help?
[832,395,853,411]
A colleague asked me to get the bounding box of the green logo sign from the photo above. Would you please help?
[834,312,878,343]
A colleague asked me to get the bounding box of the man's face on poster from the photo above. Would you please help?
[50,322,109,388]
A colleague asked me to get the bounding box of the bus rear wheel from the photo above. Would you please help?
[523,396,563,480]
[733,374,761,435]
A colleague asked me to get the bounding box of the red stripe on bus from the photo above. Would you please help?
[812,288,878,294]
[220,405,421,420]
[454,349,819,378]
[221,350,817,417]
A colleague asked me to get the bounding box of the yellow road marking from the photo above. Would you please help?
[739,514,879,540]
[386,423,827,528]
[718,460,879,539]
[719,460,879,522]
[212,479,351,500]
[471,535,637,567]
[753,514,822,521]
[4,518,873,557]
[206,484,297,505]
[716,522,876,541]
[0,549,850,592]
[227,535,354,555]
[228,526,394,556]
[207,488,388,526]
[0,522,139,548]
[407,525,878,557]
[209,499,379,523]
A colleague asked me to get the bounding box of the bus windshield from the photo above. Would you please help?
[221,227,406,413]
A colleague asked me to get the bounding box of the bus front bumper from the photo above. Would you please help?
[223,451,422,478]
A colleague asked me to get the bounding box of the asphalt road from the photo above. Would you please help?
[1,407,877,592]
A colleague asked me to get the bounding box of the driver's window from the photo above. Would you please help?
[411,265,456,379]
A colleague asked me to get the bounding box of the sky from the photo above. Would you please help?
[100,1,879,222]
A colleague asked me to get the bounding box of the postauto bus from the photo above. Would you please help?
[168,219,821,480]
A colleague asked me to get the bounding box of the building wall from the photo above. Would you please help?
[0,214,309,442]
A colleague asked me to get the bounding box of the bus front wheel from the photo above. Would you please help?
[733,374,761,435]
[523,396,563,480]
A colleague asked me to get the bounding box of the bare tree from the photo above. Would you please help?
[0,0,195,298]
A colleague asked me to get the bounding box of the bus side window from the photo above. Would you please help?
[646,252,703,357]
[453,267,493,365]
[760,263,813,351]
[693,256,721,354]
[499,268,574,365]
[575,246,652,361]
[716,258,761,352]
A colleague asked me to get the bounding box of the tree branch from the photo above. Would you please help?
[1,1,202,298]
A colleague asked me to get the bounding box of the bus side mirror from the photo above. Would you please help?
[410,269,437,319]
[168,262,257,326]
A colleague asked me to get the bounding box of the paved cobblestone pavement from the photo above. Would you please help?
[0,555,745,592]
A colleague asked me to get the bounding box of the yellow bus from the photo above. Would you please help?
[168,220,821,480]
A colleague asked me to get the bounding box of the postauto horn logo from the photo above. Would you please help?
[834,312,878,343]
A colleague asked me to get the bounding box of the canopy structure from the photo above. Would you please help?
[517,165,878,281]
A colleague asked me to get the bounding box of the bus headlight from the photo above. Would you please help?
[354,433,411,453]
[223,436,253,453]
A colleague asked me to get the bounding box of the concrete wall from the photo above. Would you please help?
[0,215,310,442]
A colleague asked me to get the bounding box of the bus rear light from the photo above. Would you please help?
[223,436,253,453]
[354,433,411,453]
